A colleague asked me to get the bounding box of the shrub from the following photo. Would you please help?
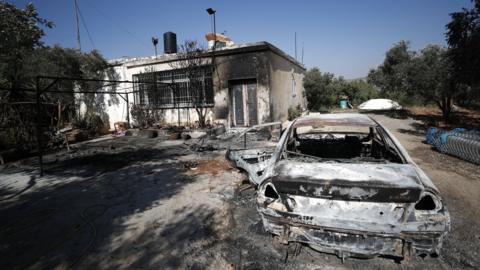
[130,104,156,128]
[72,113,107,136]
[288,104,302,120]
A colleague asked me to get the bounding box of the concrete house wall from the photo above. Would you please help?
[104,57,201,130]
[268,50,306,122]
[213,50,272,126]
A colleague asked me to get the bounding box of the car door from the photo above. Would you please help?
[226,122,282,184]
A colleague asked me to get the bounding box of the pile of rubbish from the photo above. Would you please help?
[426,127,480,164]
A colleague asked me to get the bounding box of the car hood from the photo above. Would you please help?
[270,160,425,203]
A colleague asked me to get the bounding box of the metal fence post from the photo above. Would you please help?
[126,93,130,128]
[35,76,44,176]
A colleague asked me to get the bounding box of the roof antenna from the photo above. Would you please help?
[152,37,159,58]
[294,32,297,60]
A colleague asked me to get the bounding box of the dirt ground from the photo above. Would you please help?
[0,113,479,269]
[406,106,480,129]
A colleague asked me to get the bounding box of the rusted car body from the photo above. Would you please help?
[227,114,450,260]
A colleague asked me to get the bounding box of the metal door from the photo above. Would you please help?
[232,84,244,126]
[230,80,257,126]
[246,82,258,125]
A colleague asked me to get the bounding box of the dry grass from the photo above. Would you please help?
[328,105,479,130]
[406,106,480,129]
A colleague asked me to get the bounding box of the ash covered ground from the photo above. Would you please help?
[0,114,479,269]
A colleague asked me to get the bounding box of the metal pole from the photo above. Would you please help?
[210,11,218,111]
[213,13,216,48]
[177,82,180,126]
[126,93,130,128]
[178,108,181,126]
[74,0,81,51]
[294,32,297,60]
[35,77,44,176]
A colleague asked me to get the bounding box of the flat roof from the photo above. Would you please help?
[293,113,378,127]
[109,41,305,70]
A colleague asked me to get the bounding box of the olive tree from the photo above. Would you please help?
[169,40,211,127]
[446,0,480,91]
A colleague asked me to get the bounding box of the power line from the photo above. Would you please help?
[76,1,96,50]
[83,0,151,50]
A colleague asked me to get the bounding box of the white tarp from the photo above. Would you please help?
[358,99,402,111]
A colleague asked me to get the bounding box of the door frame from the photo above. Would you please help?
[228,79,258,127]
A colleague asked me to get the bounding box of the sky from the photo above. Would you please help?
[11,0,474,79]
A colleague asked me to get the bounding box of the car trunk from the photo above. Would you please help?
[259,161,427,233]
[271,160,424,203]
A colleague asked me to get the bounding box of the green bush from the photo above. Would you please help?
[288,105,302,120]
[341,80,379,106]
[130,104,156,128]
[72,113,106,136]
[304,68,380,111]
[303,68,338,111]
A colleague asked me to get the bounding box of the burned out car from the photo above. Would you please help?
[227,114,450,261]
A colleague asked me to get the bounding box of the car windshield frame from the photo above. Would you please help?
[277,116,407,164]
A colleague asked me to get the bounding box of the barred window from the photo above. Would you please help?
[133,66,214,109]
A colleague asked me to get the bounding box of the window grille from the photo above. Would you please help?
[133,66,214,109]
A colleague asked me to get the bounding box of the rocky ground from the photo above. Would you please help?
[0,113,479,269]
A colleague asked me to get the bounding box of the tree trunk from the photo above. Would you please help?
[195,107,206,128]
[436,97,452,121]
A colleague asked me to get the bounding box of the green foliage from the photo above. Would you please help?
[303,68,378,111]
[288,104,302,120]
[368,41,460,118]
[0,103,38,150]
[367,41,423,105]
[0,2,115,149]
[0,1,53,49]
[340,80,379,106]
[130,104,155,128]
[303,68,338,111]
[0,2,115,102]
[0,1,53,89]
[130,104,164,128]
[72,113,106,136]
[446,0,480,89]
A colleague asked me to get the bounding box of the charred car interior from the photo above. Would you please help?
[227,114,450,262]
[285,124,404,164]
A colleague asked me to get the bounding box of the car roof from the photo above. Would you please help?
[292,113,378,127]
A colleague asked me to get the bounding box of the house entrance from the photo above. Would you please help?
[230,80,258,126]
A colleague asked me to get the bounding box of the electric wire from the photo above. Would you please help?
[83,0,151,50]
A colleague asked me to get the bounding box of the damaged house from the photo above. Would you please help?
[104,32,306,129]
